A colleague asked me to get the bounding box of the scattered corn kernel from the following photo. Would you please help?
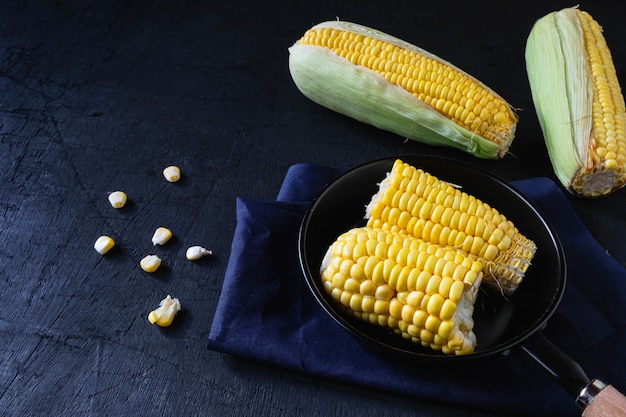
[148,295,181,327]
[163,165,181,182]
[152,227,172,246]
[186,245,212,260]
[94,235,115,255]
[140,254,161,272]
[108,191,127,208]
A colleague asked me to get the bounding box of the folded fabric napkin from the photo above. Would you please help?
[207,163,626,417]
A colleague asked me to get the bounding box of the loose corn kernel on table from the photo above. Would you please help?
[2,1,626,417]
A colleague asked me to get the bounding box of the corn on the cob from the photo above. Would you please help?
[288,21,518,159]
[525,7,626,197]
[320,226,483,355]
[365,159,536,296]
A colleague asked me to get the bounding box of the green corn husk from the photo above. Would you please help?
[525,7,626,197]
[288,21,518,159]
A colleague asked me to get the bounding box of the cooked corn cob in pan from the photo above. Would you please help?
[321,227,483,355]
[525,7,626,197]
[289,21,518,159]
[319,160,537,355]
[366,159,537,296]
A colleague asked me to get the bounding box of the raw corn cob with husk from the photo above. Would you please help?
[525,7,626,197]
[289,21,518,159]
[365,159,536,296]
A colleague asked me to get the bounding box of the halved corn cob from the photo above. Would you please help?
[289,21,518,159]
[525,7,626,197]
[365,159,536,296]
[320,226,483,355]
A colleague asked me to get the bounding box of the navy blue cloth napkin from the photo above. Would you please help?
[207,163,626,417]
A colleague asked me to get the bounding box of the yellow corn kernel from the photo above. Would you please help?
[406,290,424,308]
[427,293,445,316]
[330,287,342,303]
[140,254,161,273]
[374,284,394,300]
[163,165,181,182]
[359,296,373,313]
[151,227,172,246]
[343,278,359,293]
[349,293,363,311]
[526,7,626,197]
[108,191,127,208]
[373,299,389,315]
[339,291,352,307]
[289,21,518,159]
[365,159,536,295]
[438,320,454,339]
[440,300,457,320]
[186,245,212,260]
[148,295,181,327]
[359,279,377,296]
[94,235,115,255]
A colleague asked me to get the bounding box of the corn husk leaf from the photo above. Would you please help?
[525,7,626,196]
[288,21,516,159]
[526,8,590,188]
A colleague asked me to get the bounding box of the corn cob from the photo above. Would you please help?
[289,21,518,159]
[320,226,483,355]
[525,7,626,197]
[365,159,536,296]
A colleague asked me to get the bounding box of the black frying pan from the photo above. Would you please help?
[298,155,626,416]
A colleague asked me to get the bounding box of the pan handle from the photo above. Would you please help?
[519,330,589,397]
[520,331,626,416]
[578,380,626,417]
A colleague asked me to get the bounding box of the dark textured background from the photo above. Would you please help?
[2,1,625,416]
